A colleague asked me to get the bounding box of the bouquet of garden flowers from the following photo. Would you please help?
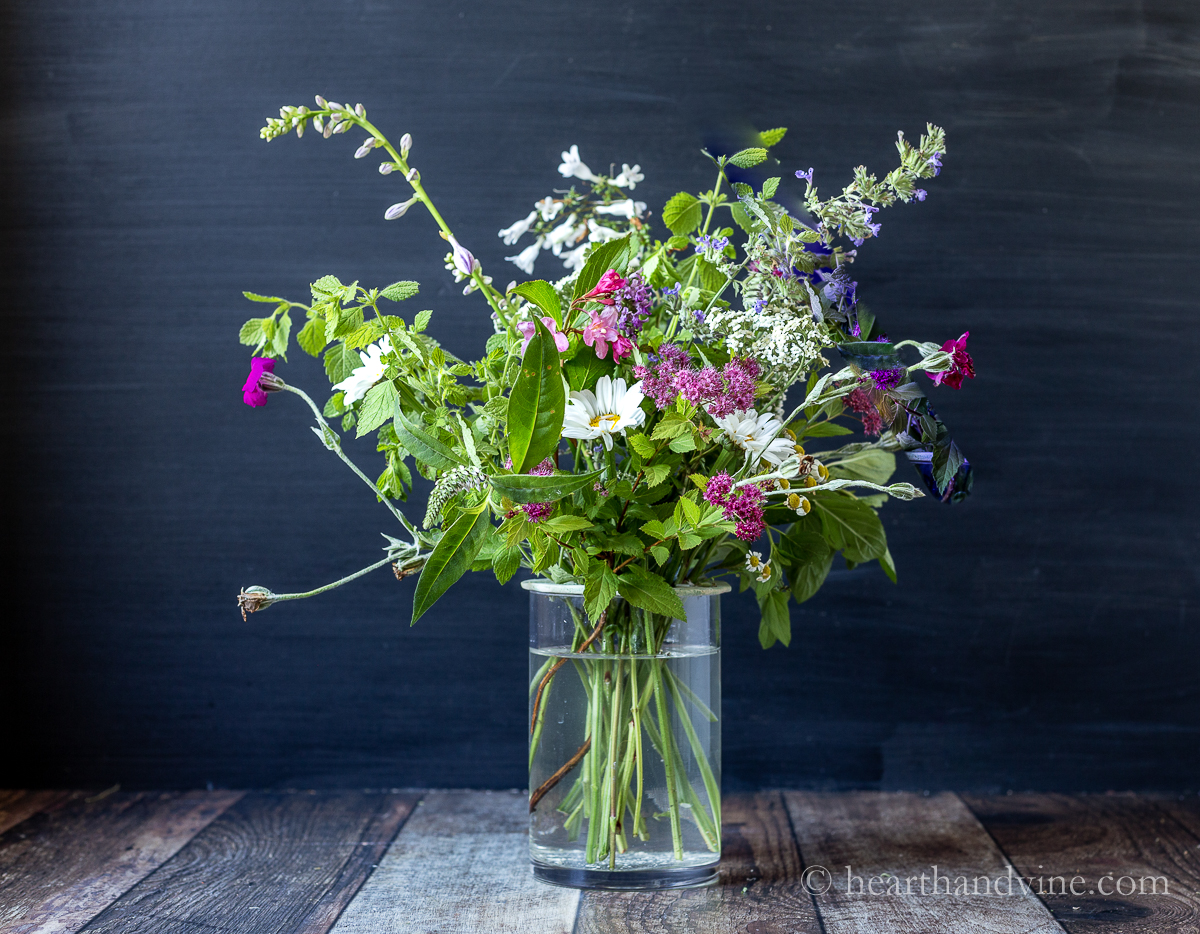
[237,97,975,872]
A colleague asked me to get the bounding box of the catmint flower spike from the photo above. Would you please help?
[400,133,412,156]
[384,197,419,220]
[354,138,376,158]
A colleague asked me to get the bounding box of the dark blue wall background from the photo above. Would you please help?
[3,0,1198,792]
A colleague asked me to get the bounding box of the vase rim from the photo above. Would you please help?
[520,578,732,596]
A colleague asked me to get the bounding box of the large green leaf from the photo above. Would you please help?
[616,565,686,620]
[411,506,491,624]
[355,380,398,438]
[491,469,601,504]
[323,342,361,384]
[827,448,897,485]
[728,147,768,168]
[584,561,619,624]
[791,551,834,604]
[380,280,419,302]
[393,410,465,471]
[564,352,614,392]
[813,492,888,564]
[572,235,633,301]
[510,280,563,329]
[662,192,703,235]
[507,318,566,473]
[757,589,791,648]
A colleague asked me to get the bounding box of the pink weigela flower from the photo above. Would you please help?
[516,316,570,356]
[582,268,627,303]
[929,331,975,390]
[242,357,275,408]
[582,307,621,359]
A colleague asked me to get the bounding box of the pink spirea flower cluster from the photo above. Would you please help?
[703,472,766,542]
[845,387,884,436]
[633,346,759,417]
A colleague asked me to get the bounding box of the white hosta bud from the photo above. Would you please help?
[327,101,344,111]
[313,116,324,134]
[333,120,350,134]
[295,119,304,138]
[405,167,419,182]
[384,197,419,220]
[315,94,328,108]
[378,162,394,175]
[354,138,376,158]
[354,103,365,117]
[322,122,333,139]
[400,133,412,156]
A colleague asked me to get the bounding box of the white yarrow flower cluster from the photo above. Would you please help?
[332,336,392,405]
[705,303,822,371]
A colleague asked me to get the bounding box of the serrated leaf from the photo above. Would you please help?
[616,565,686,620]
[572,235,634,301]
[508,318,566,473]
[490,469,601,504]
[761,177,781,200]
[323,342,361,384]
[932,441,965,494]
[412,309,432,332]
[541,515,593,534]
[411,506,490,624]
[729,202,753,233]
[650,412,690,441]
[728,147,768,168]
[758,127,787,148]
[757,589,791,648]
[271,310,291,358]
[650,545,671,566]
[640,519,669,539]
[311,275,343,300]
[641,463,670,488]
[243,291,286,304]
[510,280,564,329]
[394,410,466,471]
[662,192,703,236]
[879,546,897,583]
[666,235,690,250]
[381,280,420,302]
[493,545,523,585]
[678,496,701,526]
[813,492,887,563]
[238,318,267,347]
[584,561,619,624]
[355,380,398,437]
[627,432,655,458]
[297,317,327,357]
[668,432,696,453]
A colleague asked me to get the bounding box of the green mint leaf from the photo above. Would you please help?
[238,318,267,348]
[271,310,291,359]
[584,561,619,625]
[394,410,466,471]
[323,342,360,384]
[381,280,419,302]
[616,565,686,620]
[662,192,703,236]
[243,291,287,304]
[728,147,768,168]
[758,127,787,148]
[355,380,398,438]
[412,309,433,332]
[761,177,781,200]
[296,317,328,357]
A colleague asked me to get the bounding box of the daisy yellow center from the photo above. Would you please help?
[589,413,621,430]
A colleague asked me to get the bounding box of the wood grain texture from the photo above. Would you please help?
[965,793,1200,932]
[0,790,241,934]
[0,790,72,835]
[785,791,1065,934]
[328,790,579,934]
[77,791,418,934]
[576,791,821,934]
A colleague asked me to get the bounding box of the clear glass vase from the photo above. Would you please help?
[524,579,725,890]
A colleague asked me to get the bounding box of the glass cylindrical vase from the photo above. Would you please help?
[524,579,725,890]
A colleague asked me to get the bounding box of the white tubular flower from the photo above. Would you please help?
[560,243,588,272]
[558,144,601,183]
[586,218,623,243]
[332,336,392,405]
[498,210,539,246]
[561,377,646,451]
[594,198,646,219]
[713,408,794,465]
[612,163,645,189]
[544,214,581,255]
[536,196,564,222]
[505,240,542,275]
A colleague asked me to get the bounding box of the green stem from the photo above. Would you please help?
[253,555,396,604]
[606,659,624,869]
[665,670,722,840]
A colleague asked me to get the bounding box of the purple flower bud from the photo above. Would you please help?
[400,133,412,155]
[354,103,365,117]
[448,235,475,275]
[385,198,417,220]
[354,138,376,158]
[315,95,328,108]
[405,167,419,182]
[333,121,349,134]
[379,162,394,175]
[914,189,927,201]
[795,167,814,183]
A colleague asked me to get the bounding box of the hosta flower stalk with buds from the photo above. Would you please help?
[240,98,976,879]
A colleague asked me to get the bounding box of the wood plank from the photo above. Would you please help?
[965,793,1200,932]
[576,791,821,934]
[329,789,580,934]
[0,790,242,934]
[784,791,1065,934]
[78,791,419,934]
[0,790,74,835]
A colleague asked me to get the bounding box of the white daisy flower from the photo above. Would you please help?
[713,408,795,465]
[756,561,773,584]
[505,240,542,275]
[744,551,764,573]
[594,199,646,219]
[332,336,392,405]
[612,163,644,189]
[535,196,563,222]
[498,210,538,246]
[561,376,646,451]
[558,145,600,183]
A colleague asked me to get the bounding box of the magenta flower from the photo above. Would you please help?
[868,366,906,392]
[242,357,276,408]
[582,268,627,304]
[516,316,570,356]
[929,331,975,390]
[611,334,634,361]
[702,473,765,541]
[581,307,621,359]
[505,457,555,522]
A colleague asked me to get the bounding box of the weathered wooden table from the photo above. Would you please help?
[1,789,1198,933]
